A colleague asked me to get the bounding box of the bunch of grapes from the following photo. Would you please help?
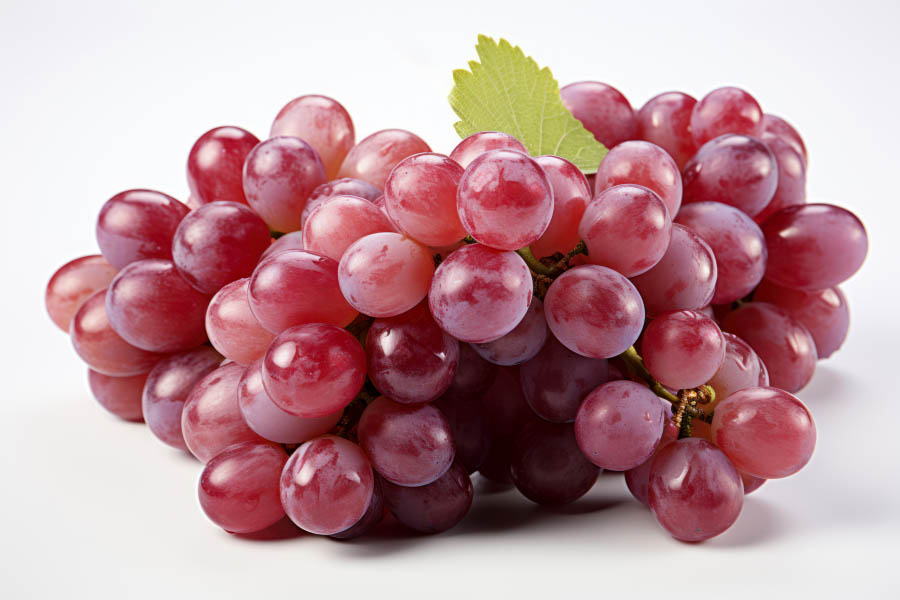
[46,83,866,543]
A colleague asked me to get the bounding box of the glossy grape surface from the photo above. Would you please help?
[707,333,767,404]
[96,189,189,269]
[690,87,763,145]
[46,255,118,332]
[560,81,637,148]
[330,479,385,540]
[187,126,259,205]
[269,94,355,179]
[530,155,592,259]
[449,131,528,169]
[337,129,430,188]
[643,310,726,390]
[87,369,148,422]
[754,134,807,223]
[260,231,304,260]
[381,461,473,533]
[593,141,683,217]
[205,278,273,366]
[471,297,547,366]
[300,177,382,229]
[440,343,497,401]
[636,91,698,169]
[303,194,394,262]
[761,113,807,165]
[624,421,678,506]
[434,392,490,474]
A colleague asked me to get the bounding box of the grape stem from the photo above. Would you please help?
[516,247,554,276]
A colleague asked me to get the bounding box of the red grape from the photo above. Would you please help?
[754,134,807,223]
[46,255,118,332]
[593,141,683,217]
[449,131,527,169]
[471,297,547,366]
[259,231,304,260]
[434,392,490,474]
[381,461,473,533]
[529,155,592,259]
[560,81,637,148]
[707,333,767,404]
[642,310,726,390]
[205,278,274,366]
[337,129,430,188]
[269,94,355,179]
[690,86,763,145]
[761,113,807,165]
[624,421,678,506]
[636,91,698,169]
[87,369,148,422]
[187,126,259,205]
[303,194,394,261]
[300,177,382,229]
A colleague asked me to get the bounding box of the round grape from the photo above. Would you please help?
[642,310,726,390]
[690,86,763,145]
[593,141,683,216]
[560,81,637,147]
[636,91,698,169]
[269,94,355,179]
[187,126,259,205]
[337,129,430,189]
[46,255,118,332]
[449,131,528,169]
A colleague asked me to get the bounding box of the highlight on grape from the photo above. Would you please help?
[46,36,867,543]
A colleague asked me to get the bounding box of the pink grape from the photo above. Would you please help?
[707,333,767,404]
[754,134,807,223]
[238,359,341,444]
[674,201,767,304]
[337,129,430,188]
[300,177,382,229]
[575,381,667,470]
[593,141,683,216]
[262,323,365,418]
[280,435,375,535]
[330,480,385,540]
[142,346,222,450]
[303,194,394,261]
[441,343,497,401]
[762,203,868,291]
[642,310,726,390]
[520,334,609,423]
[434,393,490,474]
[636,91,698,169]
[365,301,459,404]
[754,279,850,358]
[711,386,816,479]
[338,232,435,318]
[624,421,679,506]
[181,362,266,462]
[529,155,592,259]
[510,421,599,505]
[579,184,672,277]
[428,244,532,343]
[187,126,259,205]
[381,461,473,534]
[560,81,637,147]
[172,201,271,294]
[269,94,355,179]
[46,255,118,332]
[762,113,807,165]
[384,153,467,247]
[205,278,274,366]
[449,131,528,169]
[649,438,744,542]
[70,289,163,376]
[630,224,718,317]
[741,472,767,495]
[95,189,189,269]
[248,250,357,333]
[242,136,327,233]
[722,302,817,393]
[87,369,148,422]
[682,134,778,217]
[105,259,210,353]
[260,231,304,260]
[457,150,553,251]
[198,442,288,533]
[544,265,645,359]
[471,297,547,366]
[690,86,763,145]
[358,397,455,487]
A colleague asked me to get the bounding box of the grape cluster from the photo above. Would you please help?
[47,84,867,543]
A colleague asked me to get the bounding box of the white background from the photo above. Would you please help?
[2,0,898,597]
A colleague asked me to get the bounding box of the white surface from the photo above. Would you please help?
[2,0,899,597]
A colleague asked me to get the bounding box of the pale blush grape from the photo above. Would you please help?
[579,184,672,277]
[707,333,767,404]
[338,232,435,318]
[365,301,459,404]
[70,289,164,376]
[762,113,807,165]
[384,153,466,247]
[530,155,592,259]
[428,244,532,343]
[105,259,210,353]
[648,438,743,542]
[181,362,266,463]
[280,435,375,535]
[636,91,698,169]
[520,334,609,423]
[690,87,763,145]
[358,397,455,487]
[337,129,430,189]
[510,421,599,505]
[575,381,667,470]
[95,189,189,269]
[674,201,767,304]
[722,302,817,393]
[682,134,778,217]
[642,310,726,390]
[46,255,118,332]
[142,346,222,451]
[544,265,645,359]
[302,194,394,262]
[471,297,547,366]
[260,231,304,260]
[456,150,553,251]
[754,279,850,358]
[560,81,637,147]
[593,141,683,216]
[205,278,274,366]
[711,387,816,479]
[242,136,327,233]
[381,461,473,533]
[434,392,490,473]
[300,177,382,229]
[630,224,718,317]
[198,442,288,533]
[449,131,528,169]
[172,201,271,294]
[762,204,868,291]
[624,422,679,506]
[238,359,341,444]
[87,369,148,422]
[187,126,259,205]
[262,323,366,418]
[248,250,357,333]
[269,94,355,179]
[754,134,807,224]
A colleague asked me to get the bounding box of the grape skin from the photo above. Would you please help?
[690,86,763,145]
[754,134,807,224]
[205,278,274,366]
[642,310,726,390]
[434,392,490,474]
[337,129,430,189]
[381,461,473,534]
[300,177,382,229]
[593,140,683,217]
[187,126,259,206]
[707,333,767,405]
[449,131,528,169]
[471,297,547,366]
[46,255,118,332]
[560,81,637,148]
[529,155,592,259]
[269,94,355,180]
[624,421,679,507]
[302,194,394,262]
[761,113,807,165]
[636,91,698,169]
[87,369,148,422]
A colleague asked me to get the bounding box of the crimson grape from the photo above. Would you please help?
[303,194,394,262]
[761,113,807,165]
[529,155,592,259]
[205,278,274,366]
[300,177,382,229]
[259,231,304,260]
[338,129,430,188]
[642,310,726,390]
[593,141,683,217]
[707,333,767,404]
[636,91,698,169]
[471,297,547,366]
[449,131,527,169]
[381,461,473,534]
[46,255,118,332]
[624,421,679,506]
[560,81,637,147]
[754,134,807,223]
[187,126,259,205]
[690,87,763,145]
[269,94,355,179]
[87,369,148,422]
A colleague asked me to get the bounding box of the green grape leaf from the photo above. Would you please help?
[449,35,608,173]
